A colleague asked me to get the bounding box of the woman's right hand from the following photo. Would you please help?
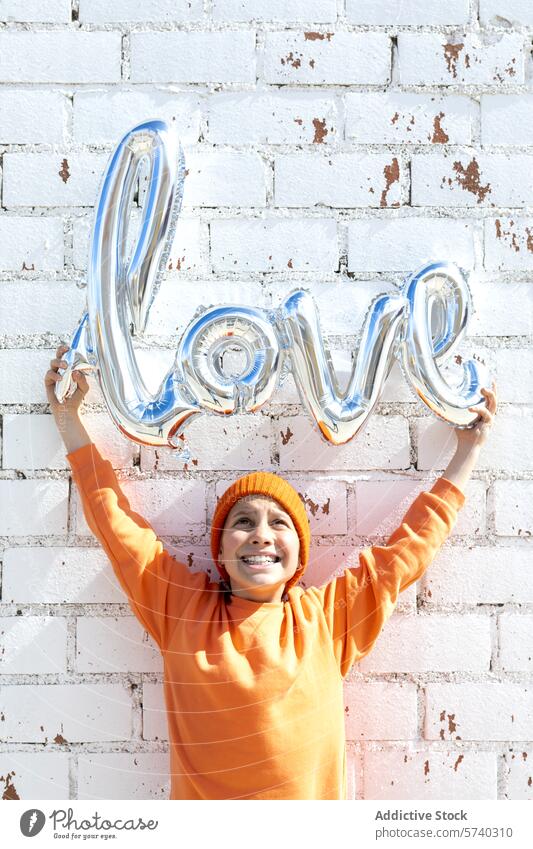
[45,343,89,422]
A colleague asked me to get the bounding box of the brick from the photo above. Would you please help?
[78,753,169,800]
[142,682,168,741]
[278,415,410,472]
[210,218,338,272]
[2,547,125,604]
[0,684,131,743]
[275,153,401,209]
[182,150,266,208]
[344,681,417,740]
[0,349,55,404]
[358,614,491,673]
[0,479,68,536]
[503,749,533,800]
[212,0,337,21]
[73,90,201,145]
[263,31,390,85]
[345,93,474,145]
[0,617,67,674]
[3,152,107,208]
[494,480,533,537]
[364,749,496,799]
[215,478,347,535]
[144,279,267,337]
[0,32,121,83]
[130,31,256,84]
[304,544,418,611]
[417,410,533,473]
[0,217,64,272]
[425,683,533,741]
[354,478,486,538]
[348,218,475,272]
[484,218,533,271]
[397,33,524,86]
[500,614,533,673]
[0,282,85,337]
[411,153,533,207]
[469,280,533,335]
[3,414,136,472]
[0,90,66,144]
[346,0,469,25]
[0,0,70,21]
[76,617,162,673]
[0,753,69,799]
[481,95,533,146]
[143,414,274,472]
[73,214,204,274]
[494,350,533,404]
[421,546,533,605]
[79,0,202,22]
[480,0,533,26]
[208,92,339,145]
[73,476,206,538]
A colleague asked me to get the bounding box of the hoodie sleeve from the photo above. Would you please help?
[308,477,465,679]
[67,442,210,651]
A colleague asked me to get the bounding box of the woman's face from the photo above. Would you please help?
[218,495,301,602]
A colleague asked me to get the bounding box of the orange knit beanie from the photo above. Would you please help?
[211,472,311,594]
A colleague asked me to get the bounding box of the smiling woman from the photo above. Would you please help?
[210,471,311,604]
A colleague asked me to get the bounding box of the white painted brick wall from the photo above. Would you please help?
[0,684,131,743]
[77,753,169,800]
[346,0,470,26]
[263,31,391,85]
[358,613,491,673]
[397,33,525,86]
[343,681,417,740]
[425,684,533,741]
[130,31,257,83]
[0,753,69,800]
[76,617,162,673]
[1,4,531,803]
[345,93,475,145]
[364,750,497,800]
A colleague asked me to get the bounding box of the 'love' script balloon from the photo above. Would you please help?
[56,120,490,448]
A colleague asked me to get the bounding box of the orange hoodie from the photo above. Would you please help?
[67,443,465,800]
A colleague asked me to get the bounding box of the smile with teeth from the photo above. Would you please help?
[240,555,280,568]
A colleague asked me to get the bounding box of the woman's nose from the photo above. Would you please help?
[251,520,273,543]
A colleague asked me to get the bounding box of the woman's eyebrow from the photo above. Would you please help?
[231,507,290,519]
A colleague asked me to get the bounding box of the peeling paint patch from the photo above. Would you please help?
[454,754,464,771]
[304,32,334,42]
[424,759,430,776]
[280,426,294,445]
[281,52,302,69]
[59,158,70,183]
[443,42,464,79]
[312,118,328,144]
[380,157,400,208]
[287,258,293,268]
[299,493,320,516]
[495,219,520,253]
[452,158,491,204]
[391,112,399,125]
[431,112,449,144]
[1,771,19,800]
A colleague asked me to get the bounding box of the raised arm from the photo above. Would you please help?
[312,475,465,678]
[45,345,209,650]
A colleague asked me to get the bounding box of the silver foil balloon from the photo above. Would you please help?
[399,261,491,428]
[177,306,281,414]
[56,119,201,447]
[56,119,491,448]
[279,289,407,445]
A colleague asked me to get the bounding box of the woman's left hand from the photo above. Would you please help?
[456,380,498,452]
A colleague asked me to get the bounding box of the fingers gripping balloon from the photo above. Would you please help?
[55,119,491,448]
